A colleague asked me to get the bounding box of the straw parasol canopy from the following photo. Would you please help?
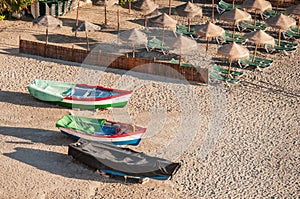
[266,14,296,46]
[217,42,249,77]
[195,22,225,52]
[76,21,101,51]
[244,30,274,60]
[33,15,62,45]
[285,4,300,32]
[167,34,198,65]
[119,28,148,57]
[148,13,177,44]
[242,0,272,26]
[148,13,178,31]
[132,0,158,14]
[220,8,252,37]
[175,1,203,32]
[132,0,159,27]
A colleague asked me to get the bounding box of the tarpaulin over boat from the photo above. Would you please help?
[68,139,181,180]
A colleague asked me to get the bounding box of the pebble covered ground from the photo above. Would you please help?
[0,1,299,198]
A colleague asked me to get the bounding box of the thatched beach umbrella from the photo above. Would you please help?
[242,0,272,26]
[217,42,249,77]
[33,15,62,45]
[285,4,300,33]
[148,13,177,44]
[195,22,225,52]
[132,0,159,27]
[168,34,197,65]
[220,8,252,37]
[119,28,148,58]
[244,30,274,61]
[76,21,101,51]
[175,1,203,32]
[266,14,296,46]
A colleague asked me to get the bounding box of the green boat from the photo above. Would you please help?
[27,79,133,109]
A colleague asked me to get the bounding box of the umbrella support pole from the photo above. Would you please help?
[253,44,258,62]
[46,28,48,45]
[298,16,300,33]
[278,29,281,47]
[227,60,232,78]
[105,6,107,25]
[117,9,120,33]
[232,23,235,38]
[254,10,257,27]
[85,30,89,51]
[75,0,80,37]
[168,0,172,15]
[212,0,215,23]
[206,39,209,54]
[129,0,131,14]
[188,18,191,33]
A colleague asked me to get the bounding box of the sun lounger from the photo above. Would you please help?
[145,37,170,55]
[237,21,267,31]
[176,25,195,39]
[217,31,246,44]
[283,29,300,39]
[265,40,298,54]
[217,0,242,14]
[260,10,284,20]
[170,58,194,67]
[213,64,244,77]
[209,71,240,84]
[238,56,273,70]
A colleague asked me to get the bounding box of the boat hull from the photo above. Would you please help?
[59,127,144,146]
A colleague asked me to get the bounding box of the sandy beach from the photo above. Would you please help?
[0,1,299,198]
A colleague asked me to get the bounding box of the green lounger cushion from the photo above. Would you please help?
[176,25,195,35]
[284,30,300,38]
[210,71,240,84]
[217,0,241,13]
[239,59,271,69]
[213,64,244,77]
[249,55,273,64]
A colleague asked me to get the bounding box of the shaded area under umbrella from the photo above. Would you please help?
[195,22,225,52]
[217,42,249,77]
[285,4,300,33]
[33,15,62,45]
[132,0,159,27]
[266,13,296,46]
[175,1,203,32]
[242,0,272,26]
[244,30,274,61]
[220,8,251,38]
[119,28,148,58]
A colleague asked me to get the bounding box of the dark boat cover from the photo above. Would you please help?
[68,139,181,180]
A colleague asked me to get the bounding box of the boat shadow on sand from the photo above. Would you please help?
[0,90,64,109]
[0,126,73,146]
[3,147,122,183]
